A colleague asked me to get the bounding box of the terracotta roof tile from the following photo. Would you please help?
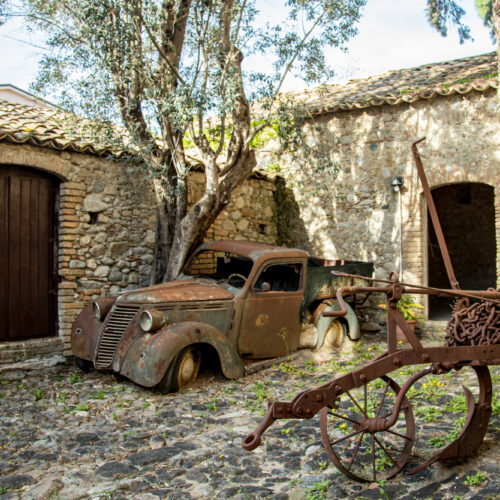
[1,53,496,159]
[0,100,124,156]
[285,52,498,115]
[0,99,278,181]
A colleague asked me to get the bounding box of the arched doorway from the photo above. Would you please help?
[0,166,59,341]
[427,183,496,319]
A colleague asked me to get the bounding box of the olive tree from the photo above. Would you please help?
[426,0,500,80]
[1,0,366,282]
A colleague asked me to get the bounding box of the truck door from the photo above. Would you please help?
[238,262,303,358]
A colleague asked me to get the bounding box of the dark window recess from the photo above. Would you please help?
[89,212,99,224]
[255,263,302,292]
[428,183,496,320]
[457,185,472,204]
[258,224,267,234]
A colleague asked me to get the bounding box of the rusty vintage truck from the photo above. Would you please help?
[71,240,372,392]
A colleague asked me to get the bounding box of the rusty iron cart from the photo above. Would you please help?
[242,139,500,482]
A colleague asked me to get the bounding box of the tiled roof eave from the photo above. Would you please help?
[0,129,275,182]
[309,79,498,116]
[0,129,123,157]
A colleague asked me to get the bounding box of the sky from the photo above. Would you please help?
[0,0,496,96]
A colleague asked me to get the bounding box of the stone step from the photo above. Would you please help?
[0,337,64,366]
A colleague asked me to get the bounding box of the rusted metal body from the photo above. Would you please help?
[243,138,500,481]
[72,240,372,392]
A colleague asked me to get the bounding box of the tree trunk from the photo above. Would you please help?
[156,193,222,283]
[150,150,256,283]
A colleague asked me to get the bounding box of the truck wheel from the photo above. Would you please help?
[157,346,201,393]
[75,357,93,373]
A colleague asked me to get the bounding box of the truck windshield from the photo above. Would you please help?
[183,250,253,286]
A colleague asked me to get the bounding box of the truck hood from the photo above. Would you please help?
[116,278,235,304]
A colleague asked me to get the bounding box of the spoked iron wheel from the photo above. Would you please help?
[320,375,415,482]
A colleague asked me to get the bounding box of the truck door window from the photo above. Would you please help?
[255,263,302,292]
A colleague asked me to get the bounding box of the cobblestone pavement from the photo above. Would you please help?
[0,334,499,499]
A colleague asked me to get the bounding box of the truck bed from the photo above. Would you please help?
[303,258,374,316]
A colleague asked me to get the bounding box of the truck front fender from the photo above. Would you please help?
[119,322,244,387]
[71,304,100,362]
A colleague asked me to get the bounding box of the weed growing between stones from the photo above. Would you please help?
[492,392,500,414]
[305,478,332,500]
[415,406,443,423]
[464,471,487,487]
[32,388,44,401]
[245,381,271,415]
[69,371,81,384]
[205,396,218,411]
[376,479,390,500]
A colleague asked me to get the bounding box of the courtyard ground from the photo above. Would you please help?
[0,332,498,499]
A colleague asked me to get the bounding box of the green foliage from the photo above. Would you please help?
[475,0,495,39]
[245,381,270,413]
[376,479,390,500]
[69,371,82,384]
[249,120,279,149]
[90,390,106,400]
[428,414,466,447]
[74,402,89,412]
[4,0,497,278]
[429,434,448,447]
[204,396,218,411]
[305,479,332,500]
[426,0,472,43]
[380,294,424,321]
[5,0,367,278]
[426,0,497,44]
[375,452,393,471]
[492,392,500,414]
[415,405,443,422]
[445,393,468,412]
[11,0,367,150]
[33,388,44,401]
[398,295,424,320]
[464,471,487,486]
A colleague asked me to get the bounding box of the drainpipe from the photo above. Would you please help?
[391,177,404,279]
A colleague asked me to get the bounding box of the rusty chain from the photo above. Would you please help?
[446,291,500,347]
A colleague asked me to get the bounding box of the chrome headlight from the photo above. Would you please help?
[92,297,115,321]
[140,309,168,333]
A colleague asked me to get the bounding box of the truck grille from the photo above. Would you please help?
[95,304,141,368]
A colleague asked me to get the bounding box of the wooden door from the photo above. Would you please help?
[0,166,58,341]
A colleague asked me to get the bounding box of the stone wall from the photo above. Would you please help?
[257,89,500,318]
[0,143,277,357]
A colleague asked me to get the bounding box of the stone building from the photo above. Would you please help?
[258,52,499,322]
[1,52,498,362]
[0,100,277,362]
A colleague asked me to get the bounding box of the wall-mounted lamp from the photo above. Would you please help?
[391,176,404,192]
